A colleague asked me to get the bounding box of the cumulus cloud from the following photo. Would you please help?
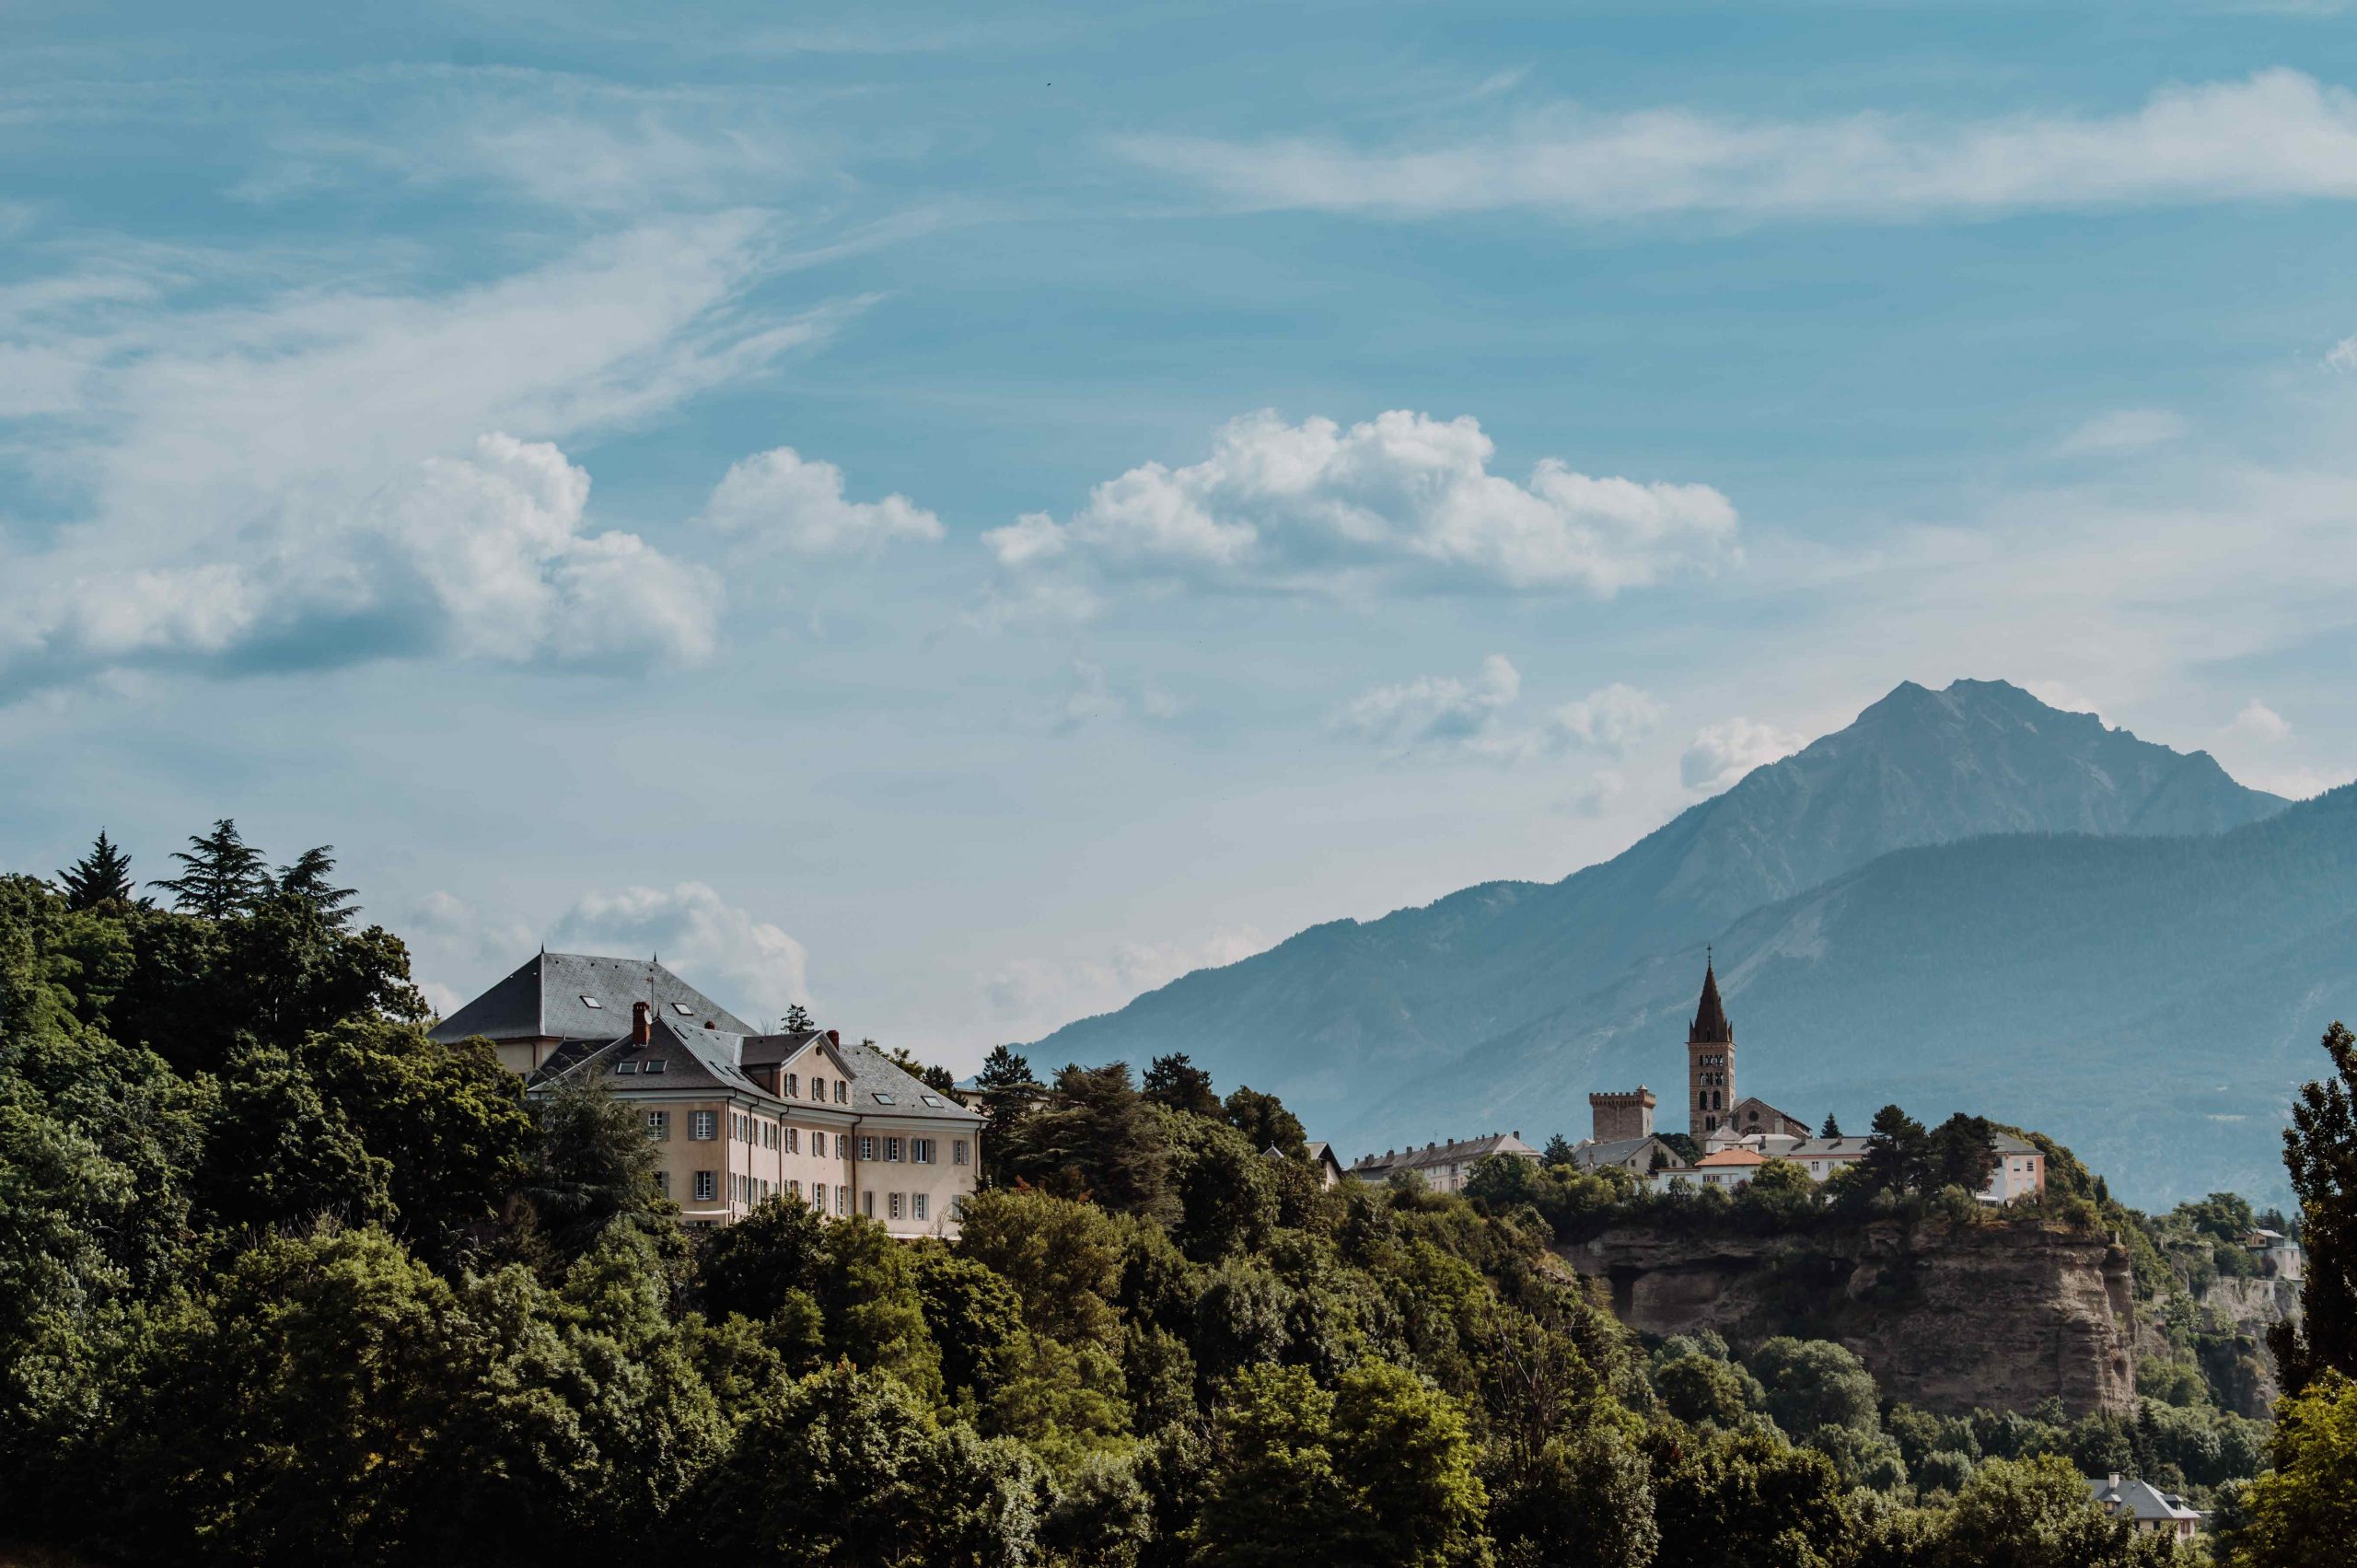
[979,410,1735,620]
[981,926,1271,1040]
[702,446,944,554]
[1124,69,2357,224]
[0,215,853,691]
[1681,717,1804,792]
[1333,658,1662,764]
[0,434,717,683]
[552,881,811,1028]
[2056,408,2189,456]
[2229,700,2293,741]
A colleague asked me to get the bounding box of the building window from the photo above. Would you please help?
[953,1139,970,1167]
[811,1076,827,1100]
[835,1184,848,1215]
[646,1109,670,1140]
[691,1111,718,1141]
[911,1138,934,1164]
[886,1137,903,1163]
[889,1192,903,1221]
[654,1170,669,1196]
[614,1061,636,1075]
[859,1136,877,1161]
[863,1190,876,1217]
[785,1126,799,1155]
[643,1059,667,1074]
[835,1081,847,1104]
[913,1193,928,1222]
[786,1073,799,1098]
[694,1170,716,1202]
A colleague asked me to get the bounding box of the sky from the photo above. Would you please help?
[5,1,2356,1069]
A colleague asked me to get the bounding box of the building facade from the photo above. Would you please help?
[433,952,981,1237]
[1587,1087,1656,1142]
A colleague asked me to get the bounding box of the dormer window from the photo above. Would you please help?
[581,995,603,1008]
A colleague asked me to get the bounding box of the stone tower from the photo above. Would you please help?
[1588,1086,1655,1143]
[1687,954,1734,1134]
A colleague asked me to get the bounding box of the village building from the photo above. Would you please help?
[2087,1474,2201,1539]
[433,951,982,1237]
[1687,956,1736,1134]
[1302,1141,1347,1189]
[1689,1146,1768,1191]
[2245,1227,2305,1281]
[1349,1132,1539,1192]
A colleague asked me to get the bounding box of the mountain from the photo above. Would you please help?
[1027,679,2291,1132]
[1364,784,2357,1207]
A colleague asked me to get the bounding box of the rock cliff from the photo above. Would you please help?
[1558,1220,2138,1418]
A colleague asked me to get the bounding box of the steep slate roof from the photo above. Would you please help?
[831,1034,983,1122]
[528,1020,981,1123]
[1570,1135,1686,1172]
[431,951,759,1043]
[1689,958,1733,1044]
[2088,1475,2200,1525]
[1787,1136,1870,1159]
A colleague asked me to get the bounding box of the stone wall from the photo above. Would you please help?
[1558,1220,2139,1418]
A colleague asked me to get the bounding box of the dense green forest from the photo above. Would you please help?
[4,825,2355,1566]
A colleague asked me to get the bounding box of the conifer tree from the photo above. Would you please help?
[273,845,358,929]
[1541,1132,1578,1167]
[1143,1051,1220,1118]
[2272,1020,2357,1393]
[57,829,138,910]
[1818,1112,1841,1139]
[151,818,269,919]
[781,1003,815,1032]
[1859,1104,1930,1195]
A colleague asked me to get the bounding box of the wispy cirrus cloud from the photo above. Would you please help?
[979,409,1735,622]
[1122,69,2357,225]
[1331,656,1662,764]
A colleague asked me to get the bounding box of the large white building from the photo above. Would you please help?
[1349,1132,1540,1192]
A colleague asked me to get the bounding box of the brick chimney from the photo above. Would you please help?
[631,1000,652,1045]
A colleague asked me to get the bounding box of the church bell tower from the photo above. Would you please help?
[1687,952,1735,1134]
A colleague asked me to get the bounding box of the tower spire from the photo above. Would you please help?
[1689,954,1732,1044]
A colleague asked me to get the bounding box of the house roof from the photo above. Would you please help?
[2088,1476,2200,1523]
[1571,1135,1685,1171]
[1352,1132,1538,1174]
[1787,1136,1871,1158]
[1695,1147,1767,1167]
[1729,1096,1811,1130]
[528,1018,981,1123]
[430,950,759,1044]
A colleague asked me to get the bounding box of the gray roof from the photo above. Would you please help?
[1570,1135,1686,1171]
[2088,1476,2199,1522]
[431,951,758,1043]
[1352,1132,1538,1174]
[1786,1132,2043,1157]
[830,1034,983,1122]
[529,1021,982,1123]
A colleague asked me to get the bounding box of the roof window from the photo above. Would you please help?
[873,1091,896,1105]
[615,1061,637,1074]
[672,1002,695,1016]
[643,1059,668,1074]
[921,1094,944,1107]
[581,995,603,1008]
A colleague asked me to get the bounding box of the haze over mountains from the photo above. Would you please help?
[1026,679,2337,1205]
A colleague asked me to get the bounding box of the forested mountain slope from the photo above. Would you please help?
[1028,679,2289,1131]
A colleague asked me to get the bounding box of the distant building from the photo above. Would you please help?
[1566,1134,1688,1189]
[1706,1096,1811,1147]
[1267,1142,1348,1189]
[434,951,981,1237]
[1588,1086,1656,1142]
[1350,1132,1539,1192]
[2246,1228,2305,1281]
[1782,1130,2048,1204]
[2088,1474,2201,1539]
[1689,1146,1769,1191]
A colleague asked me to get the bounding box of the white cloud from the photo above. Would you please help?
[1562,770,1627,817]
[2327,335,2357,372]
[0,215,848,690]
[1681,717,1804,792]
[702,446,945,555]
[552,881,811,1028]
[2229,700,2293,741]
[981,925,1271,1040]
[1334,655,1523,753]
[981,409,1735,619]
[1333,659,1661,764]
[1,434,717,681]
[2056,408,2189,456]
[1550,681,1663,751]
[1124,69,2357,224]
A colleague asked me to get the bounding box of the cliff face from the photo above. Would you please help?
[1558,1221,2138,1418]
[2189,1275,2304,1418]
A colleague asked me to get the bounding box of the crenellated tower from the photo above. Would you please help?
[1687,953,1735,1134]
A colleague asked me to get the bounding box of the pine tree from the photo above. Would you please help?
[2272,1020,2357,1393]
[1542,1132,1578,1167]
[1859,1104,1930,1195]
[1818,1112,1842,1139]
[273,845,359,929]
[1143,1051,1221,1117]
[57,828,138,910]
[782,1003,815,1032]
[151,818,269,919]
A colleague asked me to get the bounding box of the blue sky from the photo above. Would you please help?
[6,1,2356,1066]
